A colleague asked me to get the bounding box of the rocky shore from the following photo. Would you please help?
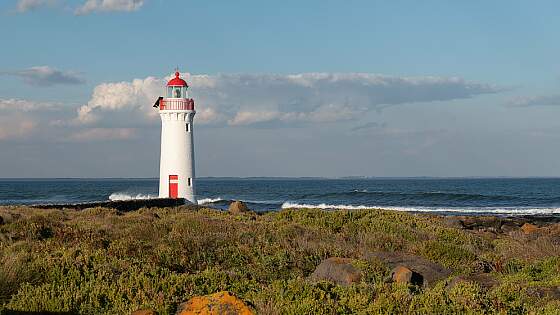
[0,202,559,314]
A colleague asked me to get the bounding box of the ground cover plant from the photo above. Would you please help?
[0,205,559,314]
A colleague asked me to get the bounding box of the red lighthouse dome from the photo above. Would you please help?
[167,71,188,87]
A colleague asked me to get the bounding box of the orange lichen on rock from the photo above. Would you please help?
[176,291,254,315]
[521,223,539,234]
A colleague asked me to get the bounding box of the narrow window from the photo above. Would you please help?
[186,123,190,132]
[188,178,192,186]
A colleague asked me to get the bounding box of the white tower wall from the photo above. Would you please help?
[158,110,196,204]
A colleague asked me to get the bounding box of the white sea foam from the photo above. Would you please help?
[198,197,224,204]
[281,202,560,215]
[109,193,155,201]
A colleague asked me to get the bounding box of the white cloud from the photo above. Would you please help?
[75,72,499,128]
[77,76,160,124]
[15,0,56,12]
[4,66,85,86]
[507,94,560,107]
[75,0,144,15]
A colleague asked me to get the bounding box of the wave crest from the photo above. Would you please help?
[198,197,224,204]
[281,202,560,215]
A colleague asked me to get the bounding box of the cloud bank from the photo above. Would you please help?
[3,66,85,86]
[15,0,56,12]
[75,0,144,15]
[76,72,500,127]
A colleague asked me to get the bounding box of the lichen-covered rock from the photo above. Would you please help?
[228,201,250,214]
[176,291,253,315]
[521,223,539,234]
[308,257,362,286]
[391,266,423,286]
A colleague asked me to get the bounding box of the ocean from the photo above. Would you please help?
[1,178,560,215]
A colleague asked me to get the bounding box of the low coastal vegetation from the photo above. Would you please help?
[0,204,559,314]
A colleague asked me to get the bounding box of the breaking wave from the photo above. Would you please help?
[280,202,560,215]
[198,197,225,204]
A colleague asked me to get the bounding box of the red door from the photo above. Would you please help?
[169,175,178,198]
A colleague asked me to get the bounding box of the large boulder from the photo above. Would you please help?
[228,201,250,214]
[391,266,423,286]
[367,251,452,287]
[176,291,253,315]
[308,257,362,286]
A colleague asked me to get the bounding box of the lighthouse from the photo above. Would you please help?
[155,71,197,204]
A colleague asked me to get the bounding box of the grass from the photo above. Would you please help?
[0,205,559,314]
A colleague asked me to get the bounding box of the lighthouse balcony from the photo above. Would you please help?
[160,98,195,111]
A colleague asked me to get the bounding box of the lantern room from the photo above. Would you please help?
[167,72,188,98]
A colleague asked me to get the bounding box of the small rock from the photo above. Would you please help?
[131,309,156,315]
[228,201,250,214]
[391,265,423,286]
[461,216,501,230]
[442,216,464,229]
[471,260,493,273]
[308,257,362,286]
[0,212,14,225]
[521,223,539,235]
[446,273,499,291]
[176,291,253,315]
[367,251,452,287]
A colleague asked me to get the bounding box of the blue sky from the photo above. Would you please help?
[1,0,560,177]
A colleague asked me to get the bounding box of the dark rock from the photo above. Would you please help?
[367,251,452,287]
[391,266,423,286]
[446,273,499,291]
[0,212,14,225]
[229,201,250,214]
[442,216,464,229]
[31,198,189,212]
[461,216,502,230]
[308,257,362,286]
[471,260,493,273]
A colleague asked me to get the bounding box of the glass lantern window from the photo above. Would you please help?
[174,87,182,98]
[167,86,187,98]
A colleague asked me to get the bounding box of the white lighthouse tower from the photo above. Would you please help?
[156,71,197,204]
